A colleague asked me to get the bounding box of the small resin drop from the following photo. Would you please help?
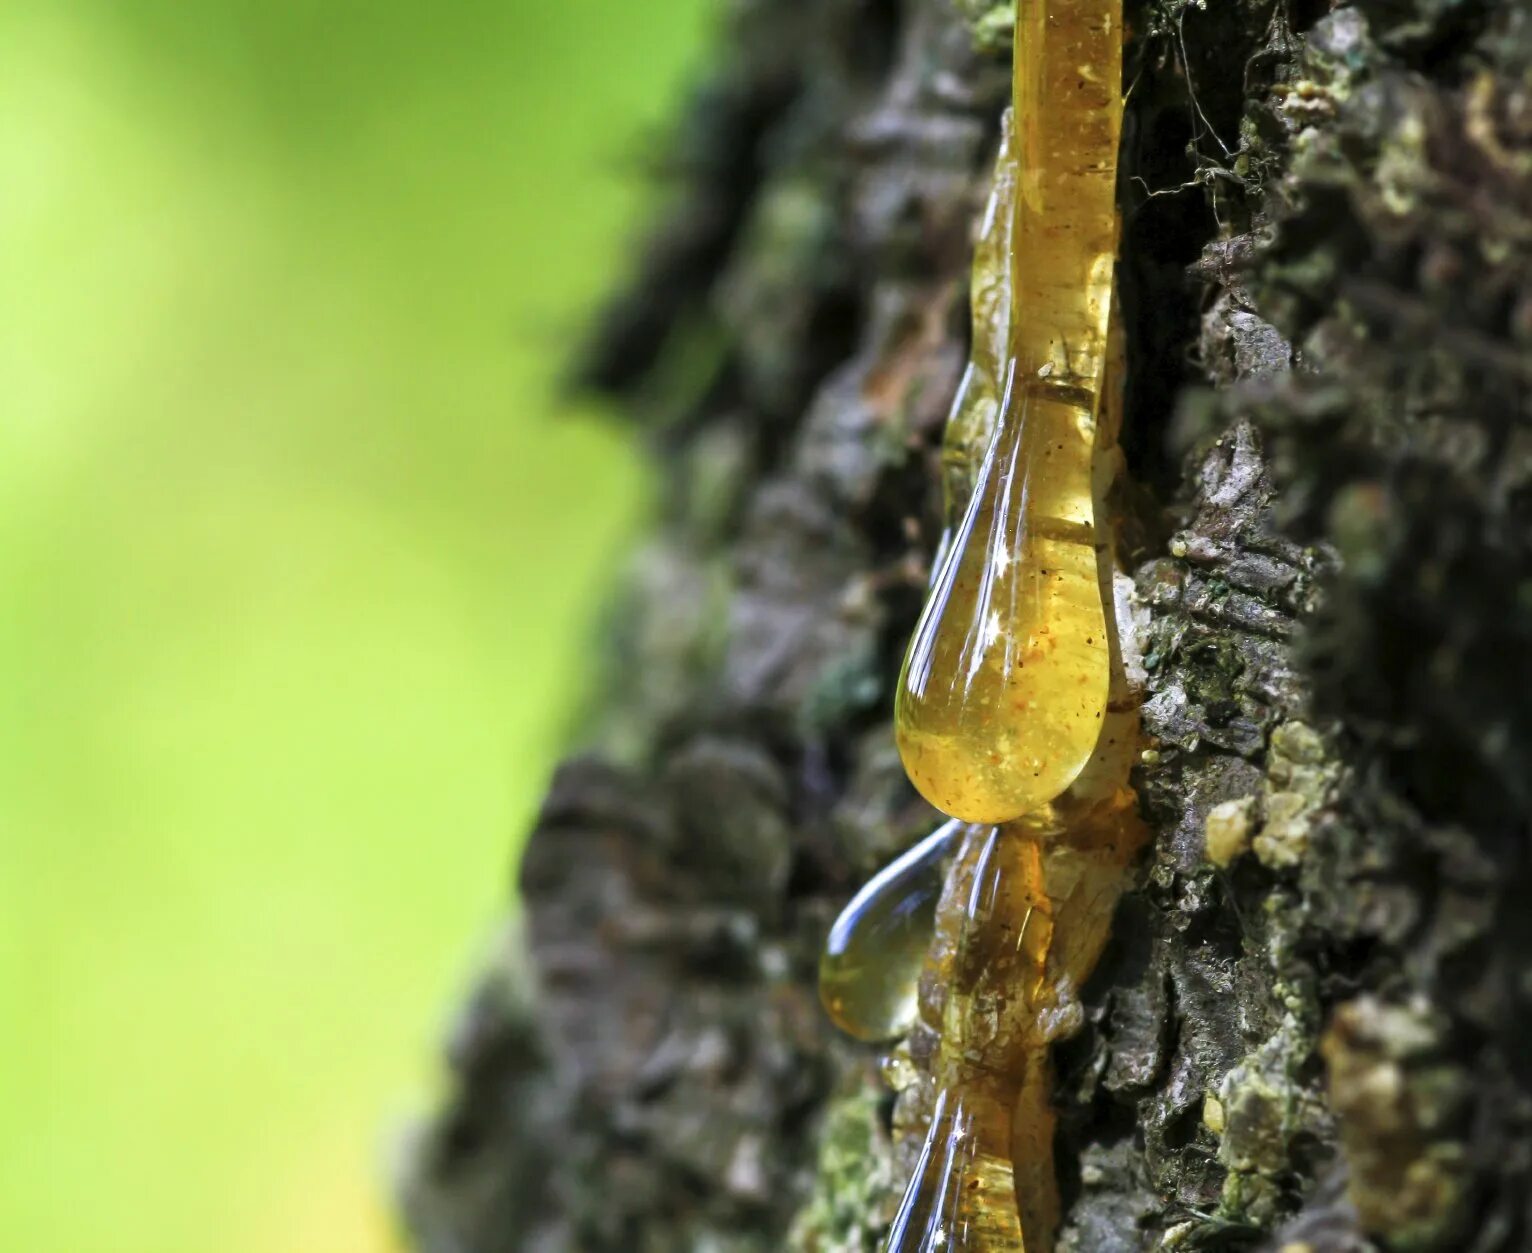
[819,820,965,1042]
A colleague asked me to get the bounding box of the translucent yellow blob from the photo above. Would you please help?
[894,0,1124,827]
[818,820,965,1042]
[898,372,1110,824]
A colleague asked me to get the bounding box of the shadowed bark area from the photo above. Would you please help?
[399,0,1532,1248]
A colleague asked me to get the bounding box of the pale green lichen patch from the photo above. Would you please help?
[1204,890,1326,1226]
[788,1079,903,1253]
[1254,790,1312,868]
[952,0,1014,53]
[1323,997,1470,1251]
[1254,721,1338,869]
[1214,1013,1326,1226]
[1200,722,1336,870]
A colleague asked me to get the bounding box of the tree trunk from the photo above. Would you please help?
[398,0,1532,1248]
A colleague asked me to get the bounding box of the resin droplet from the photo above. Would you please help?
[896,365,1111,824]
[894,0,1123,826]
[819,820,965,1042]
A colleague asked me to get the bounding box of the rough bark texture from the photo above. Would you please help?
[399,0,1532,1248]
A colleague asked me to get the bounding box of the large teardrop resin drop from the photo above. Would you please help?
[894,0,1122,827]
[896,363,1110,825]
[818,820,965,1042]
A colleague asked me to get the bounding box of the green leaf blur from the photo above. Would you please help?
[0,2,708,1250]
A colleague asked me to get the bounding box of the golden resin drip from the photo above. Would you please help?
[887,390,1145,1251]
[936,111,1016,570]
[878,0,1135,1243]
[819,820,966,1043]
[887,798,1144,1253]
[881,300,1137,1253]
[895,0,1124,826]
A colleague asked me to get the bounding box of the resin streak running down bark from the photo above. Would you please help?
[878,0,1133,1245]
[895,0,1124,826]
[888,800,1144,1253]
[885,333,1143,1252]
[885,305,1143,1253]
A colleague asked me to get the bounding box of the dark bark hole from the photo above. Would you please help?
[751,283,867,474]
[1157,1098,1206,1152]
[1119,100,1221,502]
[1173,0,1265,151]
[845,0,904,84]
[1053,1097,1144,1226]
[1284,0,1336,36]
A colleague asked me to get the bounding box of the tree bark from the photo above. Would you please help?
[399,0,1532,1248]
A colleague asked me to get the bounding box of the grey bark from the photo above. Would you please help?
[398,0,1532,1248]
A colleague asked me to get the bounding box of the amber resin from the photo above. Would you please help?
[881,0,1134,1243]
[876,290,1139,1252]
[819,0,1134,1242]
[887,355,1144,1249]
[935,110,1016,575]
[886,796,1144,1253]
[895,0,1124,826]
[819,820,966,1043]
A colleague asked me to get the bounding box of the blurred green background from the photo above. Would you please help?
[0,2,709,1249]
